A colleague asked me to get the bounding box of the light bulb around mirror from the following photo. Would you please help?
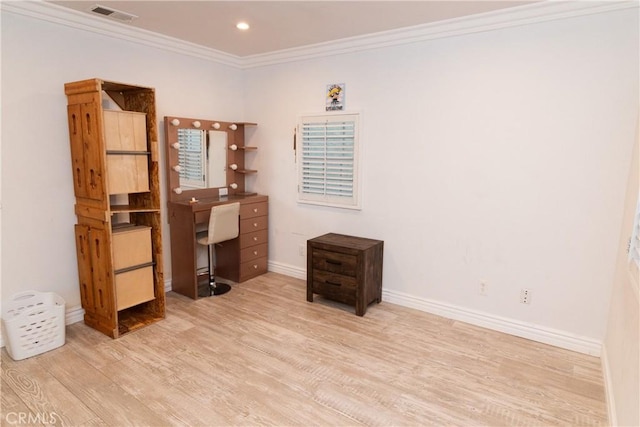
[212,122,221,129]
[229,163,238,170]
[229,124,238,131]
[192,121,201,128]
[171,142,180,149]
[173,187,183,194]
[230,183,238,189]
[170,118,180,126]
[229,144,238,151]
[172,165,182,172]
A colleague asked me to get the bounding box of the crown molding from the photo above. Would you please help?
[2,1,637,70]
[240,0,639,68]
[0,0,243,68]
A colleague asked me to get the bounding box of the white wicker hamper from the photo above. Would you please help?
[2,291,66,361]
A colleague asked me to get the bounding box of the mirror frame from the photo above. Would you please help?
[164,116,254,203]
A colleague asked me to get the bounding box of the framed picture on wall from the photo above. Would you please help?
[326,83,345,111]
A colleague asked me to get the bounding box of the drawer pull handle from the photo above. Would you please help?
[326,260,341,266]
[253,237,258,241]
[253,264,258,269]
[253,208,258,213]
[253,222,258,227]
[326,281,341,287]
[253,251,258,255]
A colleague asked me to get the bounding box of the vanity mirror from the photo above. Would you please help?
[175,127,227,189]
[164,116,257,202]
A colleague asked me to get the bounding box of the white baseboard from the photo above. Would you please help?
[16,265,598,357]
[600,344,617,426]
[65,304,85,325]
[269,261,602,356]
[268,260,306,280]
[383,288,601,356]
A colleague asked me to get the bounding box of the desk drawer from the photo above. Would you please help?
[240,256,268,280]
[240,216,267,233]
[311,249,357,277]
[194,210,209,224]
[241,243,268,262]
[240,202,268,219]
[240,229,268,248]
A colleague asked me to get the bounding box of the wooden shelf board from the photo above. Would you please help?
[110,204,161,213]
[117,310,163,336]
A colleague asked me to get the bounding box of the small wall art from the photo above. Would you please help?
[326,83,345,111]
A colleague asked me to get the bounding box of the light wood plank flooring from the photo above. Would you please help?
[1,272,608,426]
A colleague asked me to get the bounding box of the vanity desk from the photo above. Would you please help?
[164,116,267,299]
[168,194,268,299]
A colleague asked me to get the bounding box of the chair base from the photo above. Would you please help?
[210,282,231,296]
[197,278,232,298]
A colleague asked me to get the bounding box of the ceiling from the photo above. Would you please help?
[48,1,537,57]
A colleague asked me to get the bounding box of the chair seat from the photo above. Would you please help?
[196,231,208,246]
[197,202,240,297]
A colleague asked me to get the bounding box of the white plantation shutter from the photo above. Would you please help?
[177,128,206,188]
[297,113,360,209]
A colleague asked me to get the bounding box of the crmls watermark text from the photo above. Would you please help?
[5,412,60,425]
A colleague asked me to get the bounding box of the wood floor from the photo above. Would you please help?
[1,272,608,426]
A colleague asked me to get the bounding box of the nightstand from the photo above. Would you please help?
[307,233,384,316]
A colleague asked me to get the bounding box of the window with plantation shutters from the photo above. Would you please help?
[297,113,360,209]
[177,128,206,189]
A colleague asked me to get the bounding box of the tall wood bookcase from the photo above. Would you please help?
[64,78,165,338]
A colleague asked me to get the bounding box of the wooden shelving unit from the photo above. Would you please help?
[64,78,165,338]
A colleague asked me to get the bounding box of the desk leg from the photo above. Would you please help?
[169,209,198,299]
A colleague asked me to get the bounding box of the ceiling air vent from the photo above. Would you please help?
[89,4,138,23]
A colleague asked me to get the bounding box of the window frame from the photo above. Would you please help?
[296,112,361,210]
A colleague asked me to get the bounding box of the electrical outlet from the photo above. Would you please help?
[520,288,532,304]
[298,244,305,257]
[479,281,488,296]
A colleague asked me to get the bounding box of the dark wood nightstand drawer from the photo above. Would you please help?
[312,269,357,292]
[311,249,357,276]
[311,271,357,305]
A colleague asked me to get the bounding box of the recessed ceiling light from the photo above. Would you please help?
[236,22,250,31]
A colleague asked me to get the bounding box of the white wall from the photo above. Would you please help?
[244,8,639,347]
[0,11,244,310]
[603,118,639,427]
